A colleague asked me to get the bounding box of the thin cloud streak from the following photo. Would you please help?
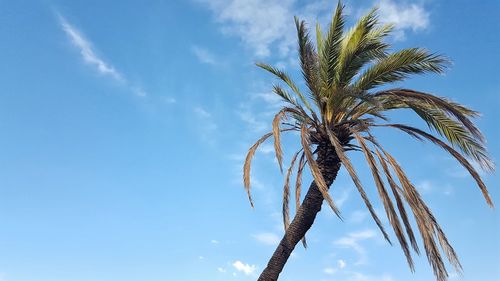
[58,13,147,97]
[58,15,122,81]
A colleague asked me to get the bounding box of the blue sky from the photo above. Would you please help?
[0,0,498,281]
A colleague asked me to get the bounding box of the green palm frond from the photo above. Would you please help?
[377,123,494,207]
[257,63,314,112]
[354,48,449,91]
[320,1,345,91]
[335,8,390,88]
[295,17,321,105]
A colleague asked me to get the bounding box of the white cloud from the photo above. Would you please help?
[324,267,337,275]
[198,0,296,57]
[165,97,177,104]
[258,143,275,155]
[335,188,350,209]
[217,267,227,273]
[338,259,347,269]
[377,0,430,40]
[58,14,147,97]
[237,106,268,132]
[191,45,218,65]
[253,232,280,246]
[349,272,394,281]
[416,180,433,193]
[194,106,212,118]
[349,210,368,223]
[232,260,257,275]
[199,0,431,59]
[59,15,122,80]
[334,229,377,265]
[323,259,346,276]
[194,106,218,144]
[254,91,284,108]
[211,239,219,244]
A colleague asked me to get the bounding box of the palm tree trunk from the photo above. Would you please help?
[257,145,341,281]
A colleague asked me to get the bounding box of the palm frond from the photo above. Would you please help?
[377,123,494,207]
[283,150,301,231]
[374,89,487,145]
[301,125,342,219]
[326,128,391,243]
[374,148,420,254]
[335,8,389,88]
[381,148,460,281]
[354,132,414,269]
[295,17,321,105]
[320,1,345,90]
[273,110,287,173]
[295,152,308,248]
[244,132,273,207]
[354,48,449,91]
[244,128,296,207]
[257,63,314,113]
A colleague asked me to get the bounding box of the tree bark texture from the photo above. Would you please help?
[257,144,341,281]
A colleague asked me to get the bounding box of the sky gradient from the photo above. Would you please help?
[0,1,499,281]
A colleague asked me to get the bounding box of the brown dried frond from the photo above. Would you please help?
[354,133,414,270]
[300,124,342,219]
[273,110,287,173]
[295,153,306,213]
[295,153,309,248]
[382,148,455,281]
[283,150,301,231]
[382,123,494,207]
[374,148,420,254]
[244,132,274,208]
[326,128,391,243]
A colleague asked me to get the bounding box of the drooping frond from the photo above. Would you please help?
[375,89,485,142]
[295,152,308,248]
[301,125,342,219]
[354,132,414,269]
[380,147,461,281]
[295,153,306,214]
[283,150,301,231]
[273,110,287,173]
[354,48,449,91]
[378,123,494,207]
[374,148,420,254]
[244,132,273,207]
[244,129,296,207]
[326,128,390,242]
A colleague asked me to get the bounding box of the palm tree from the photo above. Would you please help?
[242,2,494,281]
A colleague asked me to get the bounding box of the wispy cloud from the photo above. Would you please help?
[194,106,218,144]
[197,0,296,58]
[377,0,430,40]
[232,260,257,275]
[191,45,219,65]
[199,0,432,60]
[58,15,122,81]
[58,13,147,97]
[324,259,347,275]
[253,232,280,246]
[334,229,377,265]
